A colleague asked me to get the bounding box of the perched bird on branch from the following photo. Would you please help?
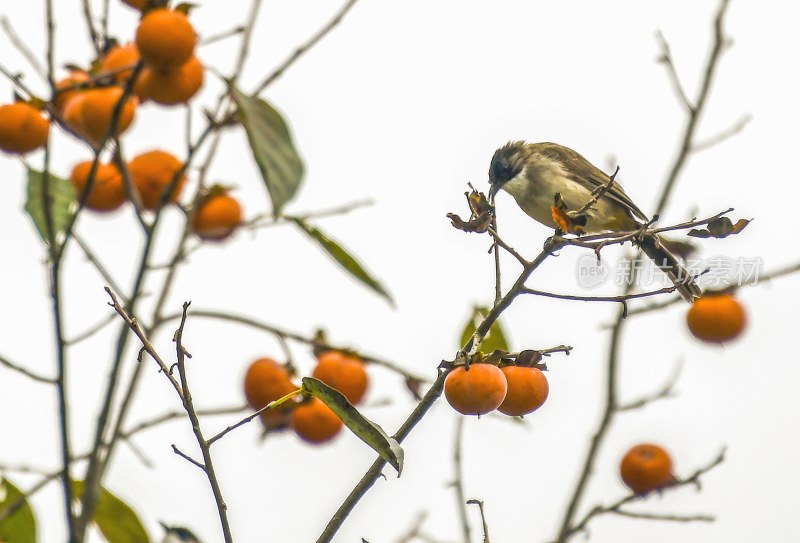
[488,141,701,301]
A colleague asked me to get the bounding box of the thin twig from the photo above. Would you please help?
[0,462,52,476]
[565,449,725,539]
[316,242,565,542]
[559,208,732,249]
[487,227,529,268]
[653,0,732,217]
[100,0,110,43]
[393,512,433,543]
[160,309,429,384]
[73,234,126,297]
[491,215,503,305]
[0,16,46,80]
[520,286,678,304]
[0,403,247,523]
[231,0,263,78]
[41,0,76,536]
[80,0,102,54]
[466,239,563,356]
[317,370,448,543]
[618,362,681,411]
[692,114,752,151]
[246,199,376,229]
[171,445,205,470]
[113,142,149,230]
[105,289,183,394]
[0,353,55,384]
[201,25,246,47]
[78,84,222,533]
[612,509,715,523]
[759,260,800,282]
[622,295,683,318]
[172,302,234,542]
[625,258,800,319]
[466,500,491,543]
[453,417,472,543]
[122,438,155,469]
[254,0,361,94]
[655,31,694,112]
[206,389,303,446]
[555,301,628,542]
[555,3,733,540]
[0,466,63,521]
[573,166,621,217]
[121,406,248,439]
[65,313,118,346]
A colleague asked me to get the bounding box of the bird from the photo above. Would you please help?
[160,522,203,543]
[487,141,701,302]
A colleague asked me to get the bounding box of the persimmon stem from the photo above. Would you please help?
[206,388,304,446]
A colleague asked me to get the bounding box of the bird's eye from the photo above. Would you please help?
[490,157,513,184]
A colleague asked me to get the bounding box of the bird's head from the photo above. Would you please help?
[488,141,528,201]
[160,522,203,543]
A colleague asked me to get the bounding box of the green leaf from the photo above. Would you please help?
[459,306,509,353]
[0,478,37,543]
[292,218,394,306]
[73,481,150,543]
[302,377,404,474]
[24,168,77,248]
[232,87,303,216]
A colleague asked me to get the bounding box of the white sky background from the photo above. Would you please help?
[1,1,799,542]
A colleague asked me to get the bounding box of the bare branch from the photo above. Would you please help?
[317,242,566,542]
[171,445,205,470]
[121,406,248,440]
[520,286,678,304]
[245,199,375,230]
[452,417,472,543]
[491,216,503,305]
[65,314,117,346]
[466,500,491,543]
[231,0,264,80]
[625,258,800,320]
[0,16,46,80]
[612,509,714,523]
[653,0,732,217]
[487,227,529,267]
[200,25,246,47]
[74,234,126,298]
[254,0,361,94]
[0,353,55,383]
[692,114,752,151]
[565,449,725,539]
[618,362,682,411]
[555,302,627,542]
[573,166,621,217]
[159,308,429,384]
[655,31,694,112]
[393,512,434,543]
[105,288,184,394]
[623,295,683,318]
[206,389,303,446]
[80,0,102,54]
[556,4,733,540]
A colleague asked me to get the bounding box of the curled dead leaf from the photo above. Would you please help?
[688,217,751,239]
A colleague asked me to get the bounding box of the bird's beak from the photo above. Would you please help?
[488,182,498,203]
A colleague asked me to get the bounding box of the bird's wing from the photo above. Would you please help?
[536,142,649,222]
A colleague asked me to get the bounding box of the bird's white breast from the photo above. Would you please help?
[500,160,634,233]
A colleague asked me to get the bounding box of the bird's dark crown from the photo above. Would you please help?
[488,141,527,191]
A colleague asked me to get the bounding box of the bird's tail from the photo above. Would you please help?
[636,235,702,302]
